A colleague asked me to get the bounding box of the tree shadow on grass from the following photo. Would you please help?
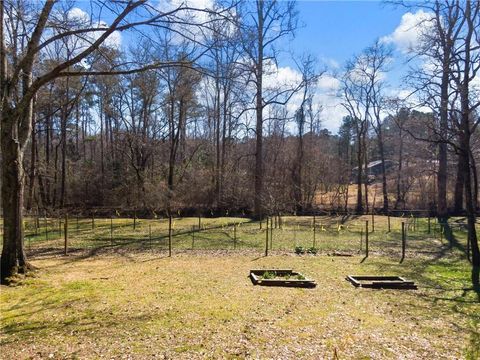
[442,221,467,253]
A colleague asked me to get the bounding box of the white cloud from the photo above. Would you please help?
[318,95,348,133]
[158,0,215,24]
[264,62,346,133]
[64,8,122,50]
[263,61,302,91]
[381,10,434,53]
[156,0,227,45]
[317,74,340,90]
[67,7,90,22]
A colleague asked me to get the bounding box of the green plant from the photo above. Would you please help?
[296,274,306,280]
[294,246,305,255]
[262,271,276,279]
[307,247,318,255]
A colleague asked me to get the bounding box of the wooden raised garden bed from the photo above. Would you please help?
[346,275,417,290]
[250,269,316,288]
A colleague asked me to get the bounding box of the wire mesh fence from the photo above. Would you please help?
[0,214,470,260]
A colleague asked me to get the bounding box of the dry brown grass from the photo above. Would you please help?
[1,249,478,359]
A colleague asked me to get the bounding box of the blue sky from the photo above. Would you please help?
[70,0,418,133]
[292,1,408,66]
[280,1,417,132]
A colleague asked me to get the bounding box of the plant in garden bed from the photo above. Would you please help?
[307,247,318,255]
[294,246,317,255]
[294,246,305,255]
[262,271,277,279]
[260,271,305,281]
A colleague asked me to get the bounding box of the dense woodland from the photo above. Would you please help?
[1,0,480,280]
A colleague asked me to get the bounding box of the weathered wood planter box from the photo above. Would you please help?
[250,269,316,288]
[346,275,417,290]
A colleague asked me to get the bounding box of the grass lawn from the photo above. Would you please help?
[1,248,479,359]
[1,215,479,358]
[18,214,462,256]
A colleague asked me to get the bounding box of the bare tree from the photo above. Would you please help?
[340,44,386,213]
[239,0,298,219]
[0,0,226,283]
[402,0,463,217]
[291,55,322,212]
[361,40,392,212]
[449,0,480,267]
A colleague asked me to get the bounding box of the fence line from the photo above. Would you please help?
[0,215,472,262]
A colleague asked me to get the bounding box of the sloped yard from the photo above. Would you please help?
[1,250,478,359]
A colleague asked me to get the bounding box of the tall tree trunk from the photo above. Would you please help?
[395,122,404,209]
[355,123,363,213]
[363,131,369,213]
[1,103,34,283]
[214,74,221,207]
[60,103,67,208]
[292,107,304,213]
[470,150,478,210]
[459,0,479,268]
[100,97,105,191]
[462,134,480,267]
[437,47,450,219]
[1,0,55,283]
[377,126,388,211]
[1,115,29,281]
[26,101,36,211]
[254,0,264,219]
[454,153,465,213]
[45,113,51,206]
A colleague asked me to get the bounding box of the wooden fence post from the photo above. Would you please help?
[168,216,172,257]
[371,212,375,232]
[265,217,269,257]
[34,212,39,236]
[234,223,237,250]
[133,211,137,230]
[45,213,48,241]
[192,225,195,249]
[149,224,152,248]
[387,215,391,233]
[110,217,113,244]
[360,228,363,252]
[294,221,297,246]
[401,222,406,263]
[270,217,273,249]
[64,214,68,255]
[313,215,316,248]
[365,220,369,257]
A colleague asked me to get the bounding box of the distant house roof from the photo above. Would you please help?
[352,160,393,172]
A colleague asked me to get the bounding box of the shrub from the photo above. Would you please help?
[294,246,305,255]
[307,247,318,255]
